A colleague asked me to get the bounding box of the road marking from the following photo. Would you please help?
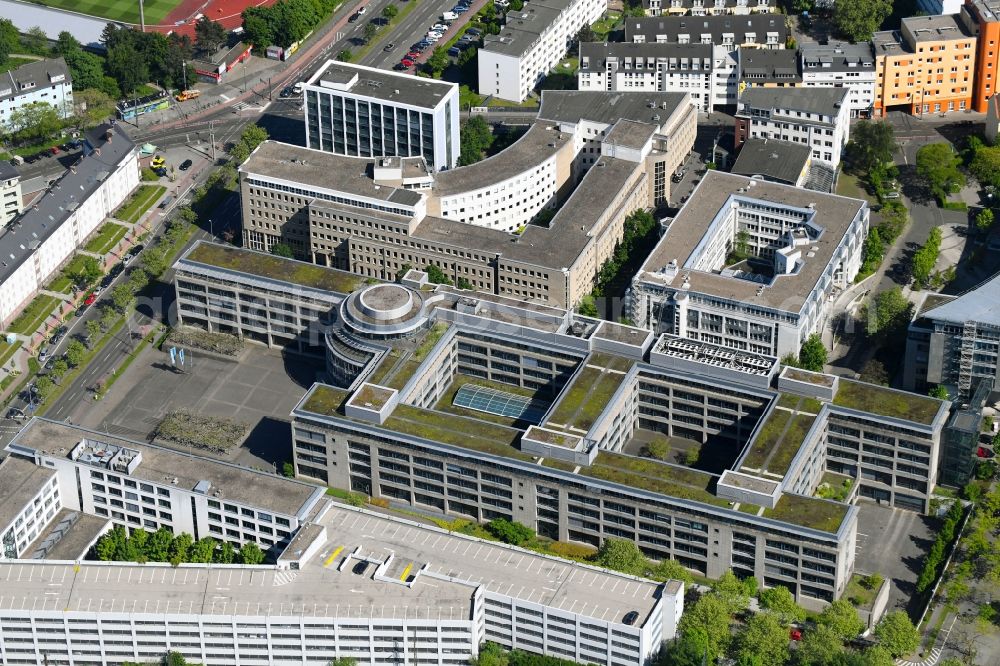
[324,546,344,567]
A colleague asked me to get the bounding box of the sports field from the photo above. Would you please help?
[31,0,183,25]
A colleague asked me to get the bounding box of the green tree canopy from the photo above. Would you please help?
[970,144,1000,189]
[195,16,227,52]
[818,598,865,640]
[911,227,942,288]
[485,518,534,545]
[270,243,294,258]
[794,624,845,666]
[711,569,749,615]
[677,593,732,660]
[8,103,62,144]
[363,21,379,43]
[734,611,789,666]
[426,47,449,78]
[239,541,265,564]
[798,333,827,372]
[649,558,694,585]
[65,340,86,367]
[916,143,963,202]
[867,287,912,342]
[595,538,648,575]
[423,264,453,285]
[759,585,806,624]
[846,120,896,173]
[0,19,19,64]
[833,0,892,42]
[382,4,399,19]
[874,611,920,657]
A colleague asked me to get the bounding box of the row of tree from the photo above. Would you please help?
[242,0,342,49]
[915,500,965,594]
[911,227,943,290]
[591,209,659,299]
[93,525,266,566]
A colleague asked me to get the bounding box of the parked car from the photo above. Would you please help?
[49,326,67,346]
[393,62,408,70]
[179,159,193,171]
[83,292,97,306]
[448,46,461,57]
[884,191,900,199]
[383,42,396,52]
[154,167,167,177]
[466,27,481,36]
[50,146,60,155]
[37,346,50,363]
[401,58,415,67]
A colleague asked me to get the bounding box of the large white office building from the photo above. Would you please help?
[735,86,851,169]
[799,42,877,118]
[303,61,460,171]
[477,0,606,102]
[0,123,138,328]
[630,171,868,358]
[578,42,716,112]
[0,57,73,128]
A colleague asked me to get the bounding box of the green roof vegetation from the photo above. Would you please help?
[301,385,350,416]
[350,384,394,409]
[833,379,942,425]
[783,367,835,387]
[581,452,730,508]
[737,502,763,515]
[777,393,801,409]
[763,494,848,534]
[540,458,579,472]
[383,359,422,391]
[589,352,634,373]
[527,427,580,448]
[385,404,531,460]
[546,364,627,431]
[844,573,879,610]
[368,349,402,387]
[412,322,449,362]
[741,408,818,477]
[741,409,790,470]
[187,243,363,295]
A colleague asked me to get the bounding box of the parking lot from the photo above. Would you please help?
[853,502,941,615]
[74,344,323,471]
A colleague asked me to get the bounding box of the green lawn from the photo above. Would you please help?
[45,274,74,295]
[0,340,21,372]
[33,0,181,25]
[0,57,35,74]
[84,222,129,255]
[115,185,166,224]
[7,295,59,336]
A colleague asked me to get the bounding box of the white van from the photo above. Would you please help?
[292,82,304,95]
[442,11,458,20]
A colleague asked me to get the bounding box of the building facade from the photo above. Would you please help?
[0,160,21,223]
[0,124,138,327]
[0,57,73,127]
[478,0,606,102]
[799,42,877,118]
[0,456,60,559]
[734,87,850,168]
[872,14,976,116]
[304,61,460,171]
[643,0,774,16]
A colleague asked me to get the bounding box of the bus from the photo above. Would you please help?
[116,90,170,121]
[175,89,201,102]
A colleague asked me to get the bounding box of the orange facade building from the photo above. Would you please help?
[961,0,1000,112]
[873,15,976,116]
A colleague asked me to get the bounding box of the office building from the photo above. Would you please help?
[730,136,812,188]
[6,419,327,556]
[799,42,877,118]
[304,61,460,171]
[578,42,716,112]
[0,123,138,328]
[629,171,868,358]
[625,14,787,106]
[0,455,61,558]
[734,86,851,169]
[477,0,605,102]
[235,90,695,309]
[643,0,775,16]
[872,14,976,116]
[904,273,1000,397]
[0,159,21,223]
[0,499,682,666]
[0,57,73,127]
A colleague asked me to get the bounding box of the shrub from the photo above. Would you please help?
[485,518,534,546]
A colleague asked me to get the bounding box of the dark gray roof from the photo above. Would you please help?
[739,49,800,82]
[902,14,972,42]
[538,89,690,127]
[0,123,134,286]
[305,61,456,110]
[0,160,18,181]
[0,57,71,104]
[731,137,811,185]
[800,41,875,73]
[482,2,563,56]
[738,86,847,118]
[579,41,713,72]
[921,272,1000,327]
[625,13,787,45]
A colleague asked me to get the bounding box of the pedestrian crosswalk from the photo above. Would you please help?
[273,571,299,586]
[895,645,941,666]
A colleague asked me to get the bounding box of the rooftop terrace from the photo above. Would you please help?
[184,242,363,295]
[833,379,943,425]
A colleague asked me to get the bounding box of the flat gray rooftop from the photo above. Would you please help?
[482,4,561,56]
[242,141,423,207]
[603,119,659,150]
[317,504,662,625]
[921,271,1000,327]
[9,419,321,519]
[539,89,689,128]
[0,123,134,286]
[306,61,456,110]
[24,509,108,560]
[0,455,55,531]
[740,49,800,82]
[638,171,866,311]
[872,30,907,56]
[800,41,875,72]
[739,86,847,118]
[902,14,972,41]
[731,137,811,185]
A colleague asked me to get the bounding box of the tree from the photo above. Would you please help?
[798,334,827,372]
[425,47,449,78]
[363,21,379,44]
[859,358,889,385]
[22,26,49,55]
[485,518,534,545]
[845,120,896,174]
[928,384,950,400]
[94,526,126,560]
[231,123,269,163]
[110,283,136,313]
[649,558,694,585]
[677,593,732,661]
[711,569,749,615]
[141,248,168,278]
[8,103,62,144]
[457,277,472,290]
[459,115,495,165]
[759,585,805,624]
[239,541,265,565]
[0,18,19,64]
[147,527,174,561]
[471,643,508,666]
[874,611,920,658]
[916,143,963,202]
[867,287,912,341]
[594,538,647,575]
[73,88,116,129]
[969,144,1000,189]
[214,540,236,564]
[661,626,711,666]
[382,4,399,20]
[195,16,227,52]
[86,319,103,346]
[270,243,294,258]
[423,264,452,285]
[576,25,596,45]
[577,294,598,317]
[169,533,193,563]
[65,340,86,367]
[911,227,942,288]
[833,0,892,42]
[795,624,844,666]
[106,42,150,97]
[861,645,896,666]
[242,6,275,49]
[976,208,995,233]
[34,375,54,401]
[190,537,216,563]
[646,438,670,460]
[734,611,789,666]
[50,358,69,382]
[337,49,353,61]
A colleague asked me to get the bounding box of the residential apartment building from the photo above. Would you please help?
[0,123,138,327]
[959,0,1000,111]
[477,0,606,102]
[734,86,850,168]
[643,0,774,16]
[236,90,696,309]
[988,91,1000,142]
[0,499,682,666]
[0,159,21,223]
[730,136,811,188]
[0,455,61,558]
[872,14,976,116]
[799,42,877,118]
[6,419,327,556]
[625,14,788,106]
[904,273,1000,397]
[578,42,716,112]
[739,48,800,87]
[304,61,460,171]
[0,57,73,127]
[629,171,868,358]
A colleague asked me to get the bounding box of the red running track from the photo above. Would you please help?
[150,0,278,36]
